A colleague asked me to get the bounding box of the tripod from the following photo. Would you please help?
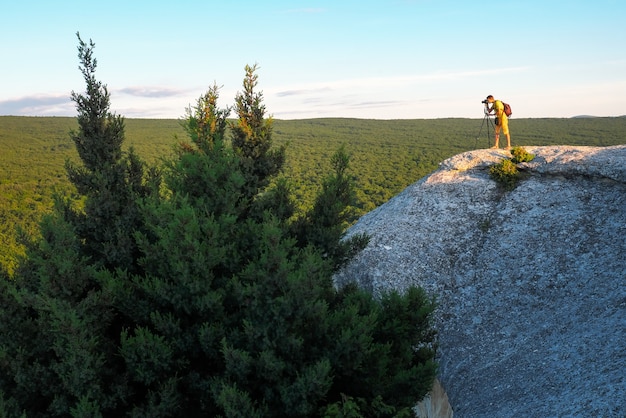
[475,106,495,148]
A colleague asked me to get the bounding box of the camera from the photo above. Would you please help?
[481,99,488,104]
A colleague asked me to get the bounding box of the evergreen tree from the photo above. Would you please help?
[0,212,125,416]
[0,33,154,416]
[65,32,157,273]
[291,144,370,271]
[230,64,286,202]
[0,37,437,417]
[169,83,244,216]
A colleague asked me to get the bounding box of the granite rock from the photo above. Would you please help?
[336,146,626,417]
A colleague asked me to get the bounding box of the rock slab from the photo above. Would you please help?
[336,146,626,417]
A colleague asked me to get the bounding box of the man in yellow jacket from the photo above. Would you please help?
[486,95,511,149]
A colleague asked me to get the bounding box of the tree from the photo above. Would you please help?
[291,144,370,271]
[0,33,155,417]
[64,32,158,273]
[230,64,285,202]
[0,39,437,417]
[169,83,244,216]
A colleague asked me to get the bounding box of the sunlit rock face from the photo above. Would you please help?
[336,146,626,418]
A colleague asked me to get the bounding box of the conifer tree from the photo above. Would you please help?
[65,32,156,273]
[169,83,244,216]
[0,38,438,418]
[0,33,153,416]
[230,64,286,202]
[291,144,370,271]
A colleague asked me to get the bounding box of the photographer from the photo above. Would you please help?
[483,95,511,149]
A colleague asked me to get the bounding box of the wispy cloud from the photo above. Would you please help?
[270,67,529,97]
[276,87,332,97]
[0,94,73,116]
[348,100,406,109]
[0,87,192,118]
[362,66,529,86]
[116,86,188,98]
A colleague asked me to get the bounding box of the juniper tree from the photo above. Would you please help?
[0,38,438,418]
[291,144,370,271]
[109,70,437,416]
[230,64,286,202]
[65,32,157,273]
[169,83,244,216]
[0,33,155,416]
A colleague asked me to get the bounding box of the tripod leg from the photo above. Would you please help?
[476,115,492,149]
[486,115,490,148]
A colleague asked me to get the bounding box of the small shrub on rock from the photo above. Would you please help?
[490,147,535,191]
[489,158,519,191]
[510,146,535,163]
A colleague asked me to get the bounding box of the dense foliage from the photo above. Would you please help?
[2,113,626,275]
[0,35,437,417]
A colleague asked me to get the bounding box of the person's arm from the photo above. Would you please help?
[495,101,504,116]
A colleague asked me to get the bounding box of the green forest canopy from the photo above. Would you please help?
[1,115,625,276]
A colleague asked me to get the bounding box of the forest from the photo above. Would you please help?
[1,115,626,276]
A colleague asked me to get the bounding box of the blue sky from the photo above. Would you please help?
[1,0,625,119]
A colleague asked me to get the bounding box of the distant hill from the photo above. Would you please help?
[571,114,626,118]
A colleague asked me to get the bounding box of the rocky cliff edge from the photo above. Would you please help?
[335,145,626,417]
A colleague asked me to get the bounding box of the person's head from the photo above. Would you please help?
[486,95,495,103]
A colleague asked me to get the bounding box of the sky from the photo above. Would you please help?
[1,0,625,120]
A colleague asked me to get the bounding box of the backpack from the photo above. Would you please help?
[502,102,512,117]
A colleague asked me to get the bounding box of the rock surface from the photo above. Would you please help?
[335,145,626,417]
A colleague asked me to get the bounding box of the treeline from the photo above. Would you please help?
[3,115,625,275]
